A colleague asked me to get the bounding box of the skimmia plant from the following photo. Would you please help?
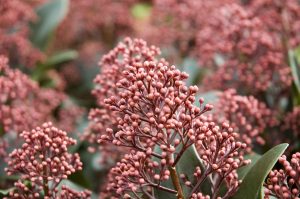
[1,0,300,198]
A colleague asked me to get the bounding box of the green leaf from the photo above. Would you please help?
[0,187,14,195]
[289,50,300,95]
[237,153,261,180]
[182,57,201,86]
[31,50,77,81]
[176,144,211,196]
[43,50,78,67]
[30,0,69,50]
[68,171,92,190]
[295,45,300,64]
[232,143,288,199]
[131,3,152,20]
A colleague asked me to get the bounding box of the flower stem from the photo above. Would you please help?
[169,166,185,199]
[43,165,49,196]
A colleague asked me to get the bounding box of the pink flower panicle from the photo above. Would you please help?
[98,38,250,198]
[246,0,300,48]
[102,60,211,160]
[104,150,173,198]
[4,122,88,198]
[212,89,277,153]
[192,121,250,198]
[0,0,44,67]
[198,3,292,94]
[0,55,81,137]
[0,55,40,133]
[265,153,300,199]
[84,38,160,161]
[52,0,137,59]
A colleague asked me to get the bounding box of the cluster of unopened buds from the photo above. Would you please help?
[211,89,277,153]
[4,122,90,198]
[264,153,300,198]
[92,38,250,198]
[84,38,161,160]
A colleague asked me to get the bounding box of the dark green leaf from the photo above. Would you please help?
[289,50,300,95]
[176,144,211,196]
[295,45,300,63]
[43,50,78,67]
[237,153,261,180]
[0,187,14,195]
[30,0,69,50]
[232,143,288,199]
[68,171,92,189]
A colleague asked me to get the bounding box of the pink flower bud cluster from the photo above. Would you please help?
[85,38,160,161]
[246,0,300,48]
[264,153,300,199]
[141,0,233,56]
[212,89,277,153]
[0,0,44,67]
[5,122,87,198]
[102,60,211,158]
[139,0,298,95]
[191,121,250,198]
[52,0,137,60]
[97,38,249,198]
[104,150,174,198]
[0,55,43,133]
[59,185,92,199]
[197,3,292,94]
[0,55,83,138]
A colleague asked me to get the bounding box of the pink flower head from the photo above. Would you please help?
[98,38,249,198]
[59,185,92,199]
[0,0,44,67]
[85,38,160,160]
[104,150,173,197]
[265,153,300,198]
[196,3,292,94]
[5,122,87,198]
[192,121,250,198]
[212,89,277,152]
[102,59,211,162]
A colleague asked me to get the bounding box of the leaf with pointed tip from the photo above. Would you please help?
[232,143,288,199]
[43,50,78,67]
[289,50,300,94]
[30,0,69,50]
